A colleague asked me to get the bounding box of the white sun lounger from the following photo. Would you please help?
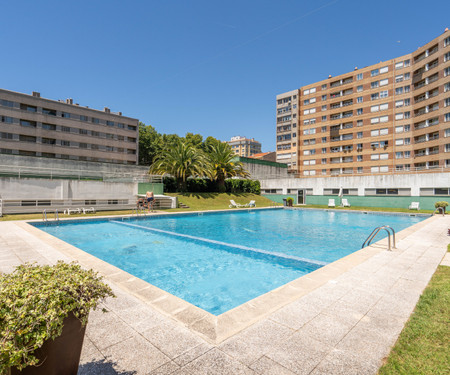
[64,208,81,215]
[342,198,351,207]
[82,207,96,214]
[229,199,244,208]
[328,199,336,208]
[409,202,420,210]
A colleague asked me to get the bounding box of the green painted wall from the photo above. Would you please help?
[306,195,448,210]
[262,194,297,205]
[138,183,164,195]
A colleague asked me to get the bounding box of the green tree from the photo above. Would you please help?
[184,133,203,149]
[138,122,161,165]
[206,142,250,191]
[150,140,208,191]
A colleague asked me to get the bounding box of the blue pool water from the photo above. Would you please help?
[34,209,425,315]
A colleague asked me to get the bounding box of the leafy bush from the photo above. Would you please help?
[0,262,115,373]
[162,176,177,193]
[225,179,260,194]
[435,201,448,212]
[163,176,260,194]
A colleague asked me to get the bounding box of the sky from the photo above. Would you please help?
[1,0,449,151]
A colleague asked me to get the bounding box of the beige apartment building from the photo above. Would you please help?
[227,136,262,157]
[276,29,450,176]
[0,89,139,164]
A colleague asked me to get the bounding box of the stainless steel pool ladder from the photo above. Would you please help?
[362,225,396,251]
[433,207,445,216]
[43,209,59,222]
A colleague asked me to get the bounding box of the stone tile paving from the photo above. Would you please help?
[0,215,448,375]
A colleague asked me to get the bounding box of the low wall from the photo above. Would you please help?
[262,194,297,205]
[306,195,444,211]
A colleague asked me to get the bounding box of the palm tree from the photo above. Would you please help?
[149,140,208,191]
[206,142,250,191]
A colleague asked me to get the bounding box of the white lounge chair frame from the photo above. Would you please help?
[64,208,81,215]
[342,199,351,207]
[409,202,420,210]
[328,199,336,208]
[82,207,96,214]
[229,200,244,208]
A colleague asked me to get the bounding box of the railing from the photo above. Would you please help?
[433,207,445,216]
[0,164,160,183]
[362,226,396,251]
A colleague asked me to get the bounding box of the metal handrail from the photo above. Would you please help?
[433,207,445,216]
[54,209,59,221]
[42,210,47,222]
[362,225,396,251]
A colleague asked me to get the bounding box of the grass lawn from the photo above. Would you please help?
[378,262,450,374]
[165,193,279,212]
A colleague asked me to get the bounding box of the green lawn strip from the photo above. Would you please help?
[300,204,435,214]
[378,266,450,375]
[165,193,279,212]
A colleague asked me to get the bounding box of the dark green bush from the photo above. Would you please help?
[163,177,260,194]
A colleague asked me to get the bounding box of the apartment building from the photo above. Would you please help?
[276,29,450,176]
[226,136,262,157]
[0,89,139,164]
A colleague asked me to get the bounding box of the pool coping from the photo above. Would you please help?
[19,209,435,344]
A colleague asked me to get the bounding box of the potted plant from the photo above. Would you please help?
[286,197,294,207]
[434,201,448,213]
[0,261,115,375]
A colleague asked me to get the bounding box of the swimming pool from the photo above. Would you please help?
[34,209,425,315]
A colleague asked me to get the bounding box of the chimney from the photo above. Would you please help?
[32,91,40,98]
[118,111,122,116]
[66,98,73,105]
[104,107,110,113]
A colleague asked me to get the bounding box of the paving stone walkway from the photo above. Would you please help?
[0,214,448,375]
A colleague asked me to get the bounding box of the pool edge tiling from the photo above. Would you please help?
[18,212,435,344]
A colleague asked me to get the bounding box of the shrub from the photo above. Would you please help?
[0,262,115,373]
[435,201,448,212]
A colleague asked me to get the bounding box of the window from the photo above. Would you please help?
[304,99,309,105]
[310,108,316,114]
[380,79,388,86]
[395,74,404,83]
[61,126,71,132]
[79,129,88,135]
[357,132,363,138]
[380,128,388,135]
[371,69,379,77]
[321,126,327,132]
[310,88,316,94]
[20,119,36,128]
[80,115,88,121]
[445,52,450,62]
[445,113,450,122]
[371,105,380,113]
[445,67,450,77]
[395,87,403,95]
[322,147,326,153]
[371,93,379,100]
[357,120,363,126]
[395,62,403,69]
[20,104,37,112]
[357,155,363,161]
[322,95,327,101]
[445,36,450,47]
[322,137,327,142]
[322,105,327,111]
[357,96,363,103]
[371,130,379,136]
[61,112,70,118]
[322,115,327,121]
[322,84,327,90]
[107,120,114,126]
[1,116,13,123]
[61,140,70,146]
[357,108,363,115]
[380,90,388,98]
[42,108,56,116]
[357,73,363,80]
[42,138,56,145]
[357,85,363,92]
[371,154,379,160]
[322,158,327,164]
[310,98,316,104]
[371,81,379,89]
[92,117,99,124]
[19,135,36,143]
[0,99,14,107]
[404,72,410,80]
[380,66,388,74]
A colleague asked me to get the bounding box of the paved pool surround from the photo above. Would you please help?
[1,208,448,374]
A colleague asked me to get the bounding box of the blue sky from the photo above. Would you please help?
[1,0,449,151]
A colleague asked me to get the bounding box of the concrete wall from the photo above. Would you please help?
[236,156,290,180]
[0,177,137,200]
[260,173,450,196]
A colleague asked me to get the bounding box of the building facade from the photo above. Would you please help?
[227,136,262,157]
[276,29,450,176]
[0,89,139,164]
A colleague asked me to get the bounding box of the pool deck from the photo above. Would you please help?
[1,211,449,375]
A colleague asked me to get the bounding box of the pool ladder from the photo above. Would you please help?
[362,225,396,251]
[42,209,59,222]
[433,207,445,216]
